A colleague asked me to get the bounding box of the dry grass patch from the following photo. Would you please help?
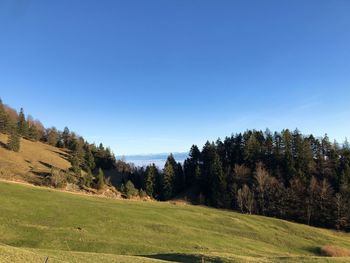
[320,245,350,257]
[0,133,71,182]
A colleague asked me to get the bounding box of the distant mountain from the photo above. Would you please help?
[118,152,188,168]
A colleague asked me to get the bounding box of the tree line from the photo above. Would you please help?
[126,130,350,231]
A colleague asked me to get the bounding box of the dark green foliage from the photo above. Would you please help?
[121,180,138,198]
[96,168,105,190]
[7,125,20,152]
[79,169,94,188]
[17,108,28,137]
[145,163,158,197]
[92,143,116,170]
[200,142,226,207]
[84,144,96,171]
[184,145,201,188]
[161,155,176,200]
[70,154,81,176]
[62,127,71,148]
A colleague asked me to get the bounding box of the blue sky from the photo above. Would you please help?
[0,0,349,155]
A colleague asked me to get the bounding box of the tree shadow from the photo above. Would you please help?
[139,253,225,263]
[51,149,70,161]
[31,170,50,178]
[0,141,8,149]
[305,246,323,256]
[39,161,53,169]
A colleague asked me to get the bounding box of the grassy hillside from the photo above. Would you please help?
[1,181,350,262]
[0,133,71,183]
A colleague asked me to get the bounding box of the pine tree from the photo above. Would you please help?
[209,150,227,207]
[161,155,176,200]
[62,127,70,148]
[145,163,158,197]
[70,154,81,176]
[7,125,20,152]
[17,108,28,137]
[184,145,201,187]
[200,142,227,207]
[96,168,105,190]
[84,145,96,171]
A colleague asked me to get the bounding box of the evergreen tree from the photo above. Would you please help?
[174,162,184,194]
[70,153,81,176]
[7,125,20,152]
[209,150,227,207]
[122,180,138,198]
[161,155,176,200]
[200,142,226,207]
[96,168,105,190]
[184,145,201,187]
[145,163,158,197]
[17,108,28,137]
[80,168,93,188]
[62,127,71,148]
[83,144,95,171]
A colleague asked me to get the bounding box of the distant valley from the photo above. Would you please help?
[120,152,188,168]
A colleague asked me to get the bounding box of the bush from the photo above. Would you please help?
[79,170,94,188]
[121,180,138,198]
[96,168,105,190]
[139,189,147,198]
[50,168,67,188]
[320,245,350,257]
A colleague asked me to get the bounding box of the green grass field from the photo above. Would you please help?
[1,181,350,262]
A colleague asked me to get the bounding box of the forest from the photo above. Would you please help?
[1,98,350,231]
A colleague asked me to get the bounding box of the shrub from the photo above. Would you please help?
[139,189,147,198]
[122,180,138,198]
[320,245,350,257]
[79,170,94,188]
[96,168,105,190]
[50,168,67,188]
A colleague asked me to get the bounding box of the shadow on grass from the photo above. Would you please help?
[0,141,7,149]
[39,161,54,169]
[31,171,50,178]
[139,253,226,263]
[305,246,323,256]
[51,149,70,161]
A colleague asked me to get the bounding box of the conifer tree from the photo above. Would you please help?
[7,125,20,152]
[17,108,28,137]
[62,127,71,148]
[161,155,176,200]
[145,163,158,197]
[96,168,105,190]
[70,153,81,176]
[84,145,96,171]
[209,149,227,207]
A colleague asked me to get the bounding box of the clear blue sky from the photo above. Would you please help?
[0,0,349,155]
